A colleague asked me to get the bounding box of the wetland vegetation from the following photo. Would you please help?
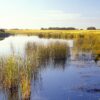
[0,30,100,100]
[5,29,100,61]
[0,36,69,100]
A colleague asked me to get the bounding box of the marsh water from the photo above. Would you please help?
[0,36,100,100]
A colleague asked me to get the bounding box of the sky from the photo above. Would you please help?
[0,0,100,29]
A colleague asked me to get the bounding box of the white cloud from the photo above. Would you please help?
[28,10,81,22]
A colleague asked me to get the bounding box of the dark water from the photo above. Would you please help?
[0,36,100,100]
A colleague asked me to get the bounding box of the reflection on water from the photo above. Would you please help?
[0,36,73,57]
[0,36,100,100]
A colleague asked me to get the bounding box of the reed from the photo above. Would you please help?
[25,41,69,62]
[0,56,34,99]
[0,41,69,99]
[6,29,100,39]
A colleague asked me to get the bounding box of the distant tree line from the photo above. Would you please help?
[41,27,97,30]
[41,27,77,30]
[87,27,96,30]
[0,26,98,31]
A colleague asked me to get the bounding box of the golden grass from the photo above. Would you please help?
[0,41,69,99]
[6,29,100,39]
[5,29,100,58]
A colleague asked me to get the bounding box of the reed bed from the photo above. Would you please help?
[6,29,100,39]
[0,41,69,99]
[6,29,100,59]
[74,34,100,61]
[26,41,69,61]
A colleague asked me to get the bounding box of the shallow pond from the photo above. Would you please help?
[0,36,100,100]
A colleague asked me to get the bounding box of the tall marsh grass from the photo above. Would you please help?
[26,41,69,62]
[6,29,100,39]
[0,41,69,99]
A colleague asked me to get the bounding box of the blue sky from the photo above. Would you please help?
[0,0,100,29]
